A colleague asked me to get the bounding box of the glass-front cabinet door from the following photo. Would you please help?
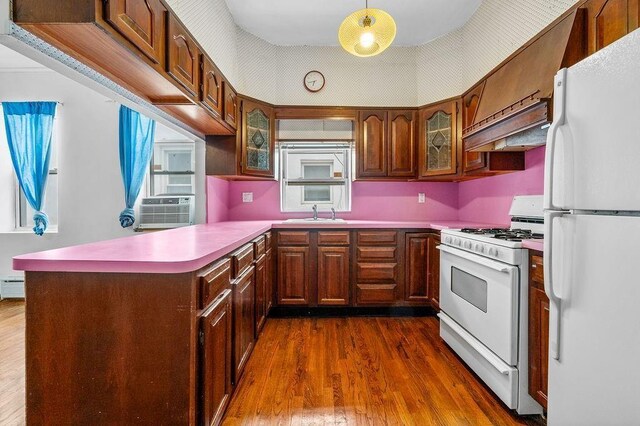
[418,100,459,178]
[241,100,275,177]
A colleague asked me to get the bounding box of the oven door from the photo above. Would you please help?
[439,244,519,365]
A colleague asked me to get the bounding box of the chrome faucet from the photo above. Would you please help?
[331,208,336,220]
[312,204,318,220]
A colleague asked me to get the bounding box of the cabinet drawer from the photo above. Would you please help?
[356,262,398,283]
[253,235,266,259]
[277,231,310,246]
[357,231,397,245]
[356,284,397,304]
[231,244,255,278]
[357,246,397,261]
[264,232,272,251]
[199,258,231,308]
[530,254,544,284]
[317,231,350,246]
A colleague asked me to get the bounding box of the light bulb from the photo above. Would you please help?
[359,32,375,48]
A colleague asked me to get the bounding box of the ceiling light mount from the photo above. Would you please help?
[338,0,396,58]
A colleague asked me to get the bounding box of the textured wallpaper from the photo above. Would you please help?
[166,0,580,106]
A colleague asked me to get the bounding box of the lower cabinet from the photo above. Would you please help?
[317,246,350,306]
[232,265,255,385]
[404,233,441,308]
[528,251,549,409]
[199,288,233,426]
[254,253,267,336]
[277,245,311,305]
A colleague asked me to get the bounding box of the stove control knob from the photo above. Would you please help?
[488,247,498,257]
[445,236,452,244]
[454,238,461,246]
[464,241,472,249]
[475,244,484,253]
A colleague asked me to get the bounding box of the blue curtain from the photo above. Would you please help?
[2,102,57,236]
[118,105,155,228]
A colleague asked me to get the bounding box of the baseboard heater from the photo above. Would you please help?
[1,277,25,299]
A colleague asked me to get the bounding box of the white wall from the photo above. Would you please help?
[0,70,205,277]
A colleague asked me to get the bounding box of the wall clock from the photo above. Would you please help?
[304,71,325,93]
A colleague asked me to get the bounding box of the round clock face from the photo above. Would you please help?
[304,71,325,92]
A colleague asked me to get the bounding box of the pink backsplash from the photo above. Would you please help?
[206,146,546,225]
[458,147,546,224]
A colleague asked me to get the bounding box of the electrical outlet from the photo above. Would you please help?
[242,192,253,203]
[418,193,426,204]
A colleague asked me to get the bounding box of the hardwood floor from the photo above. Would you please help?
[0,300,25,425]
[224,317,544,426]
[0,301,543,425]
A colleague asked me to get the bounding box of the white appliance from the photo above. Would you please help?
[137,196,194,229]
[438,195,544,415]
[544,30,640,425]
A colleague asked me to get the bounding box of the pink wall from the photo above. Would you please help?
[458,147,546,224]
[206,177,229,223]
[206,147,545,224]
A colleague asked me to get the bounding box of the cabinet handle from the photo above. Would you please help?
[532,264,537,269]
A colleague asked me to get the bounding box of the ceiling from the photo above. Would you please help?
[224,0,482,47]
[0,44,46,70]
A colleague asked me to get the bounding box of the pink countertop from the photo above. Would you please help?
[13,220,504,274]
[522,239,544,252]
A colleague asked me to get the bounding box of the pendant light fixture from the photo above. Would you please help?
[338,0,396,57]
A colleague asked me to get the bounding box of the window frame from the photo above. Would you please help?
[301,160,333,205]
[149,141,196,196]
[279,142,352,213]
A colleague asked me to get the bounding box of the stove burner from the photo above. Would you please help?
[460,228,543,242]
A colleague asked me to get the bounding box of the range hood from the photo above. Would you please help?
[464,9,586,152]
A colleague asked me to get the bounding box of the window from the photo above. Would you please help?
[150,142,195,196]
[279,143,351,212]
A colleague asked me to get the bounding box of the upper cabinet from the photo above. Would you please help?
[200,55,223,118]
[241,100,275,177]
[167,14,200,99]
[418,100,459,178]
[357,110,416,180]
[104,0,166,67]
[584,0,640,54]
[224,83,238,129]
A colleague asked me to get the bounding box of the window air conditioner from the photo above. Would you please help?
[138,196,194,230]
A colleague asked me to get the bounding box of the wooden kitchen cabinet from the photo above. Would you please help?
[404,233,440,307]
[241,100,275,178]
[199,288,233,426]
[277,246,311,305]
[167,13,200,99]
[355,231,400,305]
[418,100,459,178]
[317,246,350,306]
[200,55,223,118]
[358,110,388,178]
[254,253,267,336]
[232,266,255,384]
[528,251,549,409]
[583,0,639,54]
[388,110,417,177]
[104,0,166,67]
[224,82,238,129]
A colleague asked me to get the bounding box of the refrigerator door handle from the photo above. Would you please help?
[544,210,565,360]
[544,68,567,211]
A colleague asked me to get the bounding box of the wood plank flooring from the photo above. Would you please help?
[223,317,544,426]
[0,301,543,425]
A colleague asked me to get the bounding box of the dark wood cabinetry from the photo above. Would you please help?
[105,0,166,67]
[224,82,238,129]
[584,0,639,54]
[232,266,255,385]
[418,100,460,178]
[254,252,267,335]
[317,246,350,306]
[167,13,200,98]
[355,231,400,305]
[277,246,311,305]
[201,56,223,118]
[358,111,388,178]
[388,111,417,177]
[199,288,232,426]
[528,251,549,409]
[404,233,440,307]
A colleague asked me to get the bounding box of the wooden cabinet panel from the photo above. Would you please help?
[278,231,310,246]
[357,246,397,261]
[253,235,266,258]
[254,255,267,336]
[265,249,274,314]
[356,263,398,283]
[388,110,417,177]
[357,231,397,246]
[277,246,310,305]
[528,251,549,409]
[167,14,199,98]
[199,288,232,426]
[231,244,254,279]
[232,267,255,384]
[241,100,275,178]
[356,284,397,304]
[105,0,166,66]
[200,258,231,308]
[462,83,488,173]
[358,110,387,178]
[223,82,237,129]
[201,55,223,118]
[586,0,638,53]
[419,101,458,177]
[317,231,350,246]
[405,234,429,303]
[317,246,350,306]
[427,234,441,309]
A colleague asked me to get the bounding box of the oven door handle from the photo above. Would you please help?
[437,245,512,273]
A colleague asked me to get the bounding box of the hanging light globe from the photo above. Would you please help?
[338,1,396,57]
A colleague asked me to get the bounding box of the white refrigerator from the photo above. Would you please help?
[544,29,640,425]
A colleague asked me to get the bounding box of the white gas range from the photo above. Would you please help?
[438,195,544,415]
